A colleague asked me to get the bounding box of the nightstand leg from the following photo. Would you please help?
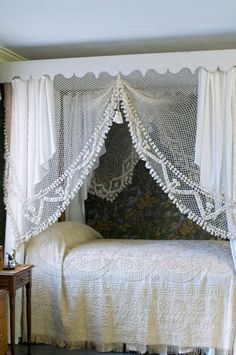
[9,295,15,355]
[26,283,31,355]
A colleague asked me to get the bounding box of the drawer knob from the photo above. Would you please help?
[20,277,27,282]
[0,334,3,343]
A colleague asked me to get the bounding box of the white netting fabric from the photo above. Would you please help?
[5,69,230,245]
[88,120,139,201]
[119,71,228,238]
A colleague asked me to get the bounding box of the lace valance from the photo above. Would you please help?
[1,48,236,82]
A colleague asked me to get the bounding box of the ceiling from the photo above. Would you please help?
[1,0,236,60]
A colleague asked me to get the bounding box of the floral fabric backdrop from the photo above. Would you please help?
[86,160,213,240]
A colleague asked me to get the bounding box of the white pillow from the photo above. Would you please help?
[26,222,103,270]
[27,221,103,251]
[48,221,102,243]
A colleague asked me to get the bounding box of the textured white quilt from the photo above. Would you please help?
[25,228,236,354]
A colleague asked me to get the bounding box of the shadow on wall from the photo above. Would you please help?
[86,160,213,240]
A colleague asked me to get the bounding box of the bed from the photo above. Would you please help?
[24,222,236,354]
[2,49,236,353]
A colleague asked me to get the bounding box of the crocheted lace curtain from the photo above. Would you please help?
[5,68,236,247]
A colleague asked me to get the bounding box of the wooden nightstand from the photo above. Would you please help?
[0,290,8,355]
[0,265,34,355]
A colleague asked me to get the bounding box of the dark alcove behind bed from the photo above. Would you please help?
[85,160,213,241]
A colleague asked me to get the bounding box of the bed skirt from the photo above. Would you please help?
[23,333,235,355]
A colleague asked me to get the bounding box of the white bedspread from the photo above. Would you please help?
[25,236,236,354]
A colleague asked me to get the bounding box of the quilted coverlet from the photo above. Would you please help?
[25,235,236,354]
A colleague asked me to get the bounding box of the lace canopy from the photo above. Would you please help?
[2,50,236,267]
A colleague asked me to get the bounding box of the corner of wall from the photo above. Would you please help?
[0,46,26,63]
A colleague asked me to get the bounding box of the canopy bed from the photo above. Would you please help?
[1,48,236,354]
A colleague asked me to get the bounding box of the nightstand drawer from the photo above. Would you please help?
[0,276,10,289]
[15,270,31,289]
